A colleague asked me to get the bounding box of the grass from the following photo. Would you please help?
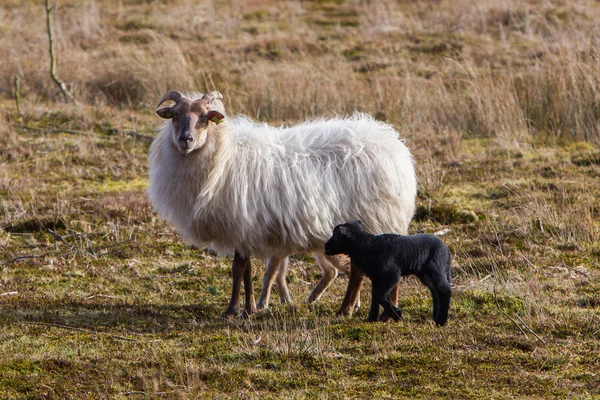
[1,0,599,398]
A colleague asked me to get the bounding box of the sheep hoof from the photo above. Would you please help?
[221,307,240,320]
[305,294,320,304]
[335,308,353,317]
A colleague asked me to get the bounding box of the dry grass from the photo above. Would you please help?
[1,0,600,398]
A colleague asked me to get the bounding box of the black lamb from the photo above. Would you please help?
[324,221,452,325]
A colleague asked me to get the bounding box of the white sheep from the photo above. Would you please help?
[148,90,417,318]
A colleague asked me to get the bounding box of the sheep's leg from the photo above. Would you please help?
[388,283,400,307]
[257,256,289,310]
[306,253,338,303]
[243,257,257,317]
[223,251,249,319]
[335,255,360,310]
[336,261,364,316]
[276,257,292,304]
[378,285,400,322]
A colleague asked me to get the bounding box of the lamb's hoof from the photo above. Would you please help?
[378,314,391,322]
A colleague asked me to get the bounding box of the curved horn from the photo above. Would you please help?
[201,91,223,104]
[156,90,184,110]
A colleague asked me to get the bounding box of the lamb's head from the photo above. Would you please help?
[156,90,225,154]
[324,220,363,256]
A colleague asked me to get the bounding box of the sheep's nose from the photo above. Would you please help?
[180,135,193,143]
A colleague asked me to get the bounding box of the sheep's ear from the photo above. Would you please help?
[156,107,174,119]
[206,110,225,125]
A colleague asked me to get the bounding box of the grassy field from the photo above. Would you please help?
[1,0,599,398]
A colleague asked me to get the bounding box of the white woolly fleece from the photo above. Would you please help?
[148,112,417,258]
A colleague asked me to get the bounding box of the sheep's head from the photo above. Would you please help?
[156,90,225,154]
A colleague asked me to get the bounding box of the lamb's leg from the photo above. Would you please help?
[276,257,292,304]
[306,253,338,303]
[434,285,451,326]
[419,272,452,326]
[243,256,257,317]
[367,285,381,322]
[372,279,402,322]
[257,256,290,310]
[378,283,400,321]
[379,298,403,322]
[223,251,249,319]
[336,261,364,316]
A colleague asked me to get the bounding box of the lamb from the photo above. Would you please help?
[324,221,452,325]
[147,90,417,318]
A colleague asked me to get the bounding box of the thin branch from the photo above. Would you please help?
[47,228,70,247]
[127,130,154,143]
[93,238,135,257]
[493,284,529,339]
[14,74,22,116]
[24,321,136,341]
[515,314,547,344]
[45,0,75,103]
[5,253,48,265]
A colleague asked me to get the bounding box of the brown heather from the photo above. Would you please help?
[1,0,599,398]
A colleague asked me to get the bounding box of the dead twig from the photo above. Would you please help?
[47,228,71,249]
[93,238,135,257]
[493,284,529,340]
[127,130,154,143]
[515,314,547,344]
[5,253,48,265]
[24,321,136,341]
[14,74,22,116]
[45,0,76,103]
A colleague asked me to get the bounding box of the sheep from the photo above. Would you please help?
[324,221,452,325]
[147,90,417,318]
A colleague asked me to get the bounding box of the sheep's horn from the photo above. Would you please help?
[156,90,184,110]
[201,91,223,104]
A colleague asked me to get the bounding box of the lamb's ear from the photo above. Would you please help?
[206,110,225,125]
[338,226,352,237]
[156,107,174,119]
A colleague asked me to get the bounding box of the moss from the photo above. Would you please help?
[413,203,479,224]
[89,177,148,193]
